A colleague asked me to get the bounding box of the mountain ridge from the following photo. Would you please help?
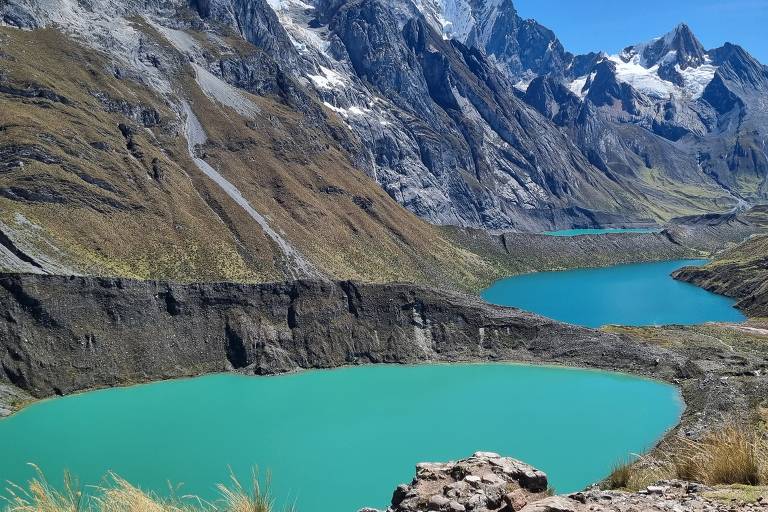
[0,0,766,286]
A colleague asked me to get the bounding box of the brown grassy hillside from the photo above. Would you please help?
[0,25,500,289]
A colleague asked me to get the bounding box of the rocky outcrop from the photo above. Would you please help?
[668,206,768,317]
[376,452,549,512]
[0,273,689,402]
[367,453,767,512]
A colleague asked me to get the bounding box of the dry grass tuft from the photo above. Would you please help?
[673,425,766,486]
[2,465,84,512]
[2,466,291,512]
[605,422,768,491]
[605,459,633,490]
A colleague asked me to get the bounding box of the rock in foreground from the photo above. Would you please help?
[366,453,766,512]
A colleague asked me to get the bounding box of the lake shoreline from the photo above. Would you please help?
[1,273,764,494]
[0,365,683,508]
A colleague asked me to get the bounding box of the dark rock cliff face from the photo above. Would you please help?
[460,0,575,81]
[321,0,629,230]
[0,273,687,400]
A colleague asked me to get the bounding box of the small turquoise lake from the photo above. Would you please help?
[0,365,681,512]
[482,259,745,327]
[544,228,661,236]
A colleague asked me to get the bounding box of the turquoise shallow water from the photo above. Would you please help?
[544,228,661,236]
[0,365,681,511]
[481,259,745,327]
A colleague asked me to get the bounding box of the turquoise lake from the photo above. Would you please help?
[0,365,682,511]
[481,259,745,327]
[544,228,661,236]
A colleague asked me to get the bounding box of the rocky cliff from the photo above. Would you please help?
[0,273,686,401]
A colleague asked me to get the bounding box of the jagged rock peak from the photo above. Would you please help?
[620,23,707,69]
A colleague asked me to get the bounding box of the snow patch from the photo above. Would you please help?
[605,52,717,100]
[266,0,313,11]
[308,66,348,90]
[608,55,676,99]
[678,61,717,99]
[323,102,373,118]
[568,73,592,99]
[513,76,535,92]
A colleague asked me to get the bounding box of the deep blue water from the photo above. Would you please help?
[481,259,745,327]
[544,228,661,236]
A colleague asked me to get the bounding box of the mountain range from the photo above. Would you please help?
[0,0,766,282]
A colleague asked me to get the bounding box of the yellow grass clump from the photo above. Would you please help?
[606,422,768,491]
[2,465,292,512]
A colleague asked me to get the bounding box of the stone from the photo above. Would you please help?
[428,494,451,510]
[473,451,502,459]
[481,473,504,484]
[373,453,765,512]
[464,475,482,487]
[392,484,409,506]
[519,496,579,512]
[505,489,530,511]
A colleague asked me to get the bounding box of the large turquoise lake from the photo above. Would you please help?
[482,259,745,327]
[0,365,681,511]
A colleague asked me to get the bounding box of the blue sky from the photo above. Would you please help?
[513,0,768,64]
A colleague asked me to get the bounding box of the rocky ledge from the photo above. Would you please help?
[0,273,685,409]
[364,452,767,512]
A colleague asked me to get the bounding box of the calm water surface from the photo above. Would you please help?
[0,365,681,511]
[482,259,745,327]
[544,228,661,236]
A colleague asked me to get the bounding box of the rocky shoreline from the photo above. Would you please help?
[364,452,767,512]
[2,273,765,450]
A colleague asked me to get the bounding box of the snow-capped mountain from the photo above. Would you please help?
[571,24,717,102]
[412,0,578,83]
[1,0,766,235]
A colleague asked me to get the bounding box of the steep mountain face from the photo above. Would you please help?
[412,0,581,83]
[259,0,654,230]
[261,0,765,228]
[1,0,765,265]
[0,0,507,287]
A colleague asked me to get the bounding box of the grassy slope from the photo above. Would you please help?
[0,25,503,290]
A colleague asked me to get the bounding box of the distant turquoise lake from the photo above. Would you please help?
[0,366,682,512]
[544,228,661,236]
[482,259,745,327]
